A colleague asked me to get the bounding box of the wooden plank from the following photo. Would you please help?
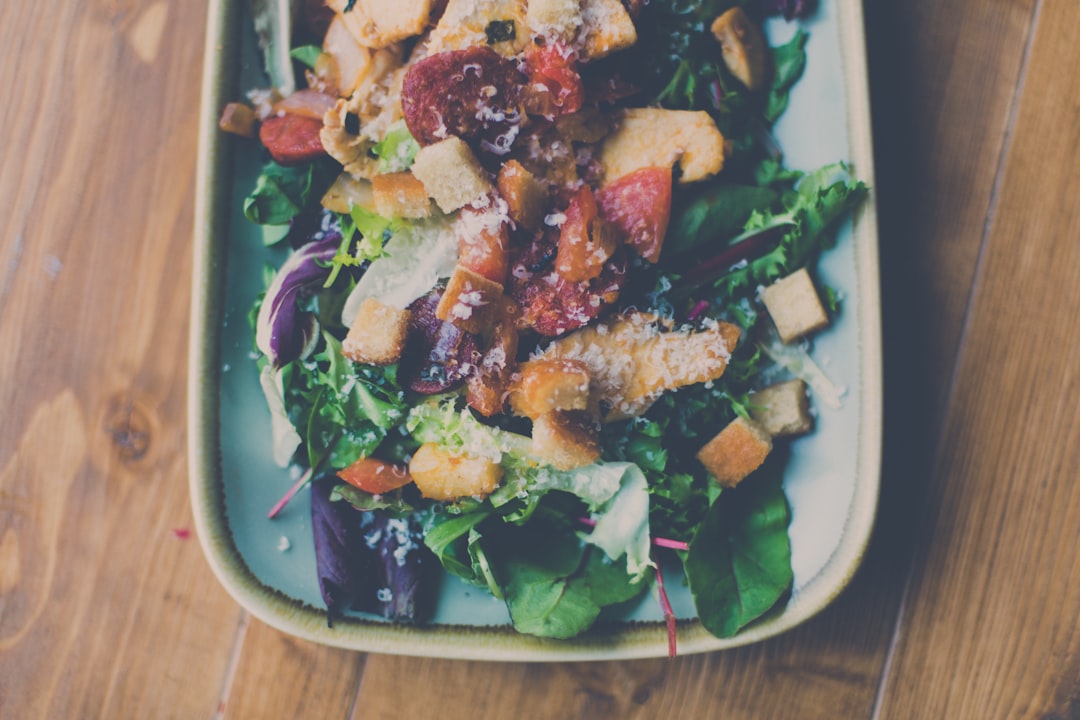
[220,619,366,718]
[0,1,242,718]
[357,613,888,719]
[876,0,1080,716]
[875,0,1037,409]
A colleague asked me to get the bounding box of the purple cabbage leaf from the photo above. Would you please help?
[311,475,434,625]
[255,235,339,368]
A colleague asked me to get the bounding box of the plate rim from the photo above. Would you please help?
[187,0,882,661]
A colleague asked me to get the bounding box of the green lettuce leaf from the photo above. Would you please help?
[243,160,336,229]
[372,120,421,173]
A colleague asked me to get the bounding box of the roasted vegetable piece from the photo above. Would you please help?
[337,457,414,495]
[555,186,618,282]
[259,113,327,166]
[523,44,584,119]
[467,298,521,416]
[710,7,770,91]
[401,45,525,153]
[400,289,481,394]
[518,263,626,337]
[457,204,511,284]
[596,166,673,263]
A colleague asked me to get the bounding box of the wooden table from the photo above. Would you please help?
[2,1,1078,717]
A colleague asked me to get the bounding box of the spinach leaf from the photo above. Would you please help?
[684,458,792,637]
[765,29,808,123]
[244,159,337,229]
[485,516,644,639]
[666,184,780,256]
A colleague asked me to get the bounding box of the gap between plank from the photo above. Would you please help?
[867,0,1046,717]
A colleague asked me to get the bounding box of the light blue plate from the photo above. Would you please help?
[189,0,882,660]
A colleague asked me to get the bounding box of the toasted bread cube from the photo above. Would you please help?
[408,443,503,501]
[326,0,432,49]
[372,172,432,219]
[579,0,637,60]
[710,7,769,91]
[427,0,530,57]
[321,173,376,214]
[599,109,725,185]
[697,417,773,488]
[497,160,547,230]
[323,15,373,96]
[526,0,582,43]
[508,359,591,419]
[435,265,504,335]
[531,410,601,471]
[749,380,813,437]
[341,297,411,365]
[760,268,830,343]
[411,137,493,213]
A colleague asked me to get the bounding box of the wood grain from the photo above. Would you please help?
[1,0,1077,717]
[0,1,242,717]
[876,0,1080,716]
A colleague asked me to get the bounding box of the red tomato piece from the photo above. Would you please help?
[556,186,616,282]
[596,167,673,263]
[524,44,584,118]
[337,457,413,495]
[457,204,510,285]
[258,114,326,166]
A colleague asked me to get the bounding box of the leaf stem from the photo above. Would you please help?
[653,558,678,658]
[576,517,689,551]
[267,466,315,519]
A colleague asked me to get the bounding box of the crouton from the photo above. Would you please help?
[321,173,376,214]
[579,0,638,60]
[526,0,583,43]
[749,379,813,437]
[531,410,601,470]
[435,265,504,335]
[508,359,591,419]
[426,0,530,57]
[696,417,773,488]
[410,137,494,213]
[710,7,769,91]
[497,160,547,230]
[541,312,741,421]
[760,268,830,343]
[408,443,504,501]
[599,108,726,185]
[342,297,412,365]
[326,0,432,49]
[372,172,432,219]
[323,15,373,97]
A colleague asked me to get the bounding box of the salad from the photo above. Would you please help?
[220,0,866,655]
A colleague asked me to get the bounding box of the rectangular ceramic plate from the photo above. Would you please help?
[189,0,881,660]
